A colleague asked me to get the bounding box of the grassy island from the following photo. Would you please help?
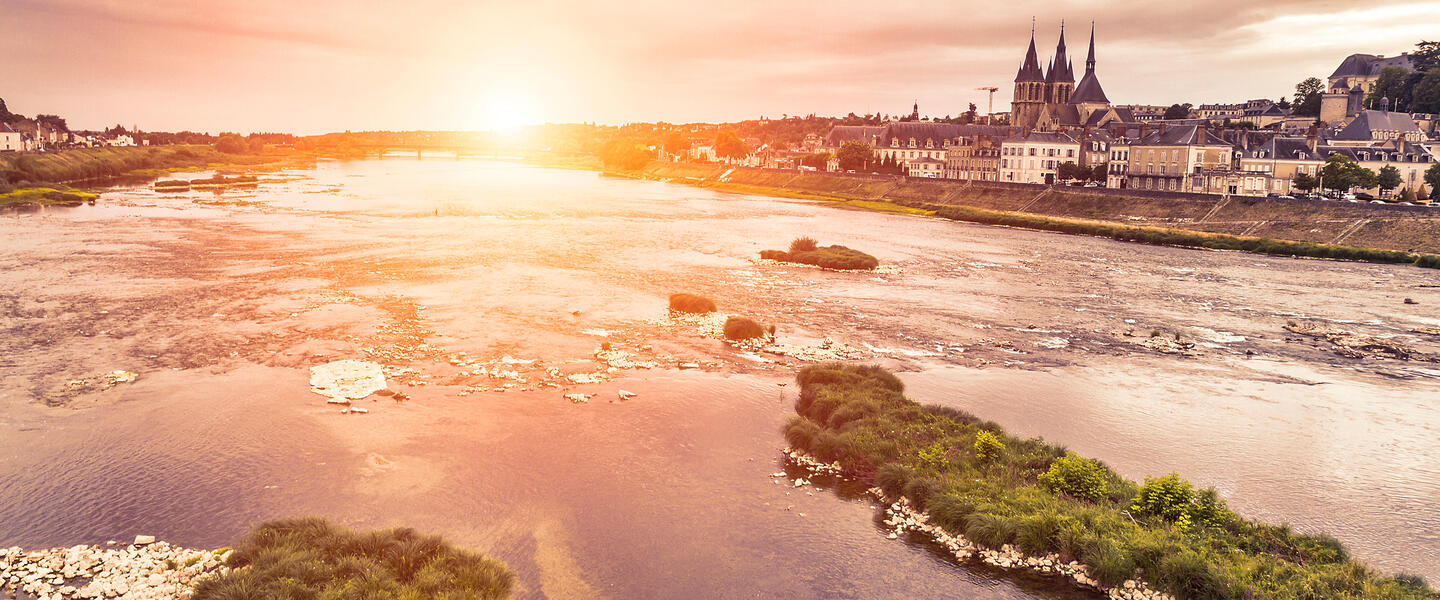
[0,185,97,208]
[191,518,513,600]
[761,237,879,270]
[668,293,717,313]
[784,364,1432,599]
[723,315,771,340]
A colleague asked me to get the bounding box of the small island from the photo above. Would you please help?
[760,237,879,270]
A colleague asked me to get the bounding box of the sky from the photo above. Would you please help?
[1,0,1437,134]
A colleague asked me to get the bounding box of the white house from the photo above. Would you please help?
[999,131,1080,184]
[0,123,23,152]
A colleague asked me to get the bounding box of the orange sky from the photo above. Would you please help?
[1,0,1437,134]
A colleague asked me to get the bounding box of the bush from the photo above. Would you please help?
[1038,453,1108,501]
[1083,538,1136,587]
[974,430,1004,463]
[667,293,716,313]
[1132,473,1194,522]
[875,463,914,498]
[214,134,249,154]
[902,478,943,511]
[1015,512,1064,555]
[192,517,513,600]
[723,316,769,340]
[1156,550,1221,599]
[789,237,818,252]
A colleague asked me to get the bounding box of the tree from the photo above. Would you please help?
[1377,165,1402,195]
[0,98,10,121]
[662,132,690,157]
[1091,164,1107,183]
[714,129,749,161]
[1366,66,1413,110]
[34,114,68,132]
[1425,163,1440,199]
[214,134,250,154]
[1276,96,1292,110]
[1292,77,1325,117]
[1411,69,1440,114]
[597,139,652,170]
[1292,172,1319,192]
[1056,161,1091,182]
[1320,154,1376,192]
[960,102,978,125]
[1163,103,1193,119]
[836,140,873,171]
[799,152,830,169]
[104,124,129,136]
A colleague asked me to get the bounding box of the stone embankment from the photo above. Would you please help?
[784,448,1173,600]
[0,538,226,600]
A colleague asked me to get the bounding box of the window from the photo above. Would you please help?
[1029,148,1036,156]
[1067,149,1075,158]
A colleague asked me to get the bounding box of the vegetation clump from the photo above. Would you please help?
[723,316,771,341]
[784,363,1433,599]
[191,517,513,600]
[668,293,717,314]
[760,237,879,270]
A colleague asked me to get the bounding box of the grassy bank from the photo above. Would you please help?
[934,205,1440,269]
[785,364,1433,599]
[0,146,283,186]
[192,517,513,599]
[0,186,98,208]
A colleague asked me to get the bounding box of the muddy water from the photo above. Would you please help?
[0,158,1436,597]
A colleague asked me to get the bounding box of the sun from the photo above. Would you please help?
[472,90,543,132]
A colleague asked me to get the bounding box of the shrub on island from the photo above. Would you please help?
[191,517,513,600]
[783,363,1434,599]
[668,293,717,314]
[723,316,771,340]
[760,237,879,270]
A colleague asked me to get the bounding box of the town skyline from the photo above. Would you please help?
[2,0,1439,134]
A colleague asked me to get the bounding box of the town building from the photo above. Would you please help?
[944,135,1001,181]
[1124,124,1236,193]
[1320,52,1415,124]
[999,130,1080,184]
[0,123,22,152]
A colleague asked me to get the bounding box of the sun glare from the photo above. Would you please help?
[472,91,543,132]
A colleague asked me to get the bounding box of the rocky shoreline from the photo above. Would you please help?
[783,449,1174,600]
[1,539,226,600]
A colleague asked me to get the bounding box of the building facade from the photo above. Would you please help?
[999,131,1080,184]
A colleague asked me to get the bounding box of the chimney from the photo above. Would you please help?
[1305,126,1318,153]
[1158,123,1168,136]
[1140,124,1151,138]
[1196,122,1206,143]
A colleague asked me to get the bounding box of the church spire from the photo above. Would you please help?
[1085,21,1096,74]
[1050,21,1073,83]
[1014,21,1045,82]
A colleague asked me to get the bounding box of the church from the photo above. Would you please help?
[1011,23,1133,131]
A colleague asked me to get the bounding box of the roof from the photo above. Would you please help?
[909,157,945,164]
[1329,53,1415,80]
[1046,28,1074,84]
[1133,125,1230,146]
[1071,71,1109,104]
[1002,130,1078,144]
[1334,110,1420,140]
[1241,136,1436,163]
[825,126,887,147]
[1015,35,1045,82]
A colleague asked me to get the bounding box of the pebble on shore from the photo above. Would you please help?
[1,540,228,600]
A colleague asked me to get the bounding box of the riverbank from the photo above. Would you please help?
[783,363,1434,599]
[0,146,293,188]
[1,539,227,599]
[562,157,1440,268]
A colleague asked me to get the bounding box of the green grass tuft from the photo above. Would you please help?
[191,517,513,600]
[723,316,770,340]
[667,293,717,313]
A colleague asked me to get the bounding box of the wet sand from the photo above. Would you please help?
[1,158,1436,596]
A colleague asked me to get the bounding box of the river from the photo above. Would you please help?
[0,157,1436,598]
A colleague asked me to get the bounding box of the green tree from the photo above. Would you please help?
[214,134,249,154]
[597,138,652,170]
[1162,103,1193,119]
[1056,161,1089,181]
[1411,69,1440,114]
[0,97,9,121]
[662,131,690,157]
[1091,163,1107,182]
[1321,154,1376,192]
[961,102,978,125]
[1276,96,1291,110]
[34,114,69,132]
[973,430,1004,463]
[714,129,750,161]
[799,152,830,169]
[1366,66,1413,110]
[1425,163,1440,199]
[1377,165,1402,195]
[836,140,873,171]
[1292,77,1325,117]
[1292,172,1319,192]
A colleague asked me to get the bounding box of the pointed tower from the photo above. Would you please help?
[1012,20,1046,129]
[1046,22,1075,104]
[1072,22,1110,109]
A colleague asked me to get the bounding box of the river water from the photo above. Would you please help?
[0,157,1436,597]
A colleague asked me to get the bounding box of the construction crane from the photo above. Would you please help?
[976,87,999,124]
